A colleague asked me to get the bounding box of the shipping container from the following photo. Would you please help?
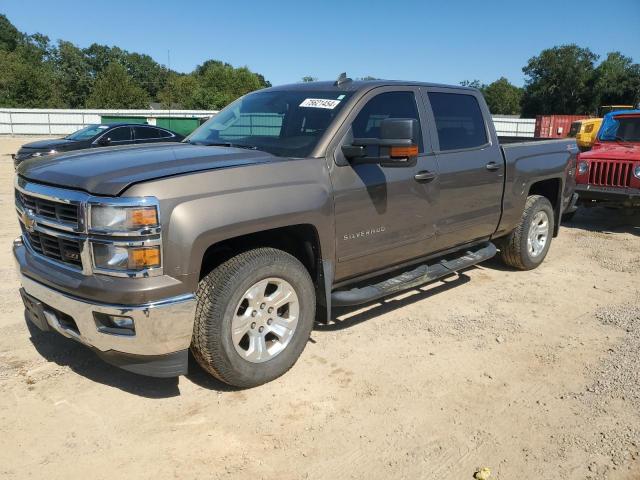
[534,115,589,138]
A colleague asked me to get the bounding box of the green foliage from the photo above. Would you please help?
[301,76,317,82]
[521,45,599,116]
[592,52,640,108]
[483,77,523,115]
[86,63,150,108]
[158,61,271,110]
[0,14,271,109]
[460,78,523,115]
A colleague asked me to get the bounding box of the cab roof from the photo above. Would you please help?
[264,79,478,93]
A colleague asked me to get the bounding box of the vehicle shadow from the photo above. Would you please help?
[26,313,241,396]
[563,207,640,236]
[316,272,471,332]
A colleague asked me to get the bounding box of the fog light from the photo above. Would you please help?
[94,312,135,335]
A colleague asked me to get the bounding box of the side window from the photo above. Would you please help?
[158,129,173,138]
[352,91,424,152]
[107,127,132,142]
[427,92,488,151]
[134,126,162,140]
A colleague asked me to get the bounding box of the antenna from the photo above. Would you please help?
[334,72,353,86]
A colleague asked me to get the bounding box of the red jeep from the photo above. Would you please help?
[572,110,640,214]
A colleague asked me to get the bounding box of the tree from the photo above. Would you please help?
[483,77,523,115]
[55,40,93,107]
[0,13,22,51]
[86,62,149,108]
[592,52,640,108]
[157,73,200,109]
[521,44,598,116]
[301,76,317,82]
[0,49,62,107]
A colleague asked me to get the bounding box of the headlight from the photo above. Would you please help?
[634,165,640,179]
[92,243,161,272]
[32,149,57,157]
[90,204,159,233]
[577,161,589,175]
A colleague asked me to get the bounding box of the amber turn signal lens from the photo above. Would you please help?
[129,207,158,228]
[390,145,418,158]
[128,246,161,269]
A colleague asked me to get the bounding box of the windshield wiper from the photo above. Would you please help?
[191,140,257,150]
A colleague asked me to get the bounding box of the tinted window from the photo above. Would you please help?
[107,127,132,142]
[134,126,162,140]
[428,92,487,151]
[352,91,423,151]
[158,129,173,138]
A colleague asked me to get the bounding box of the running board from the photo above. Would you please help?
[331,242,497,307]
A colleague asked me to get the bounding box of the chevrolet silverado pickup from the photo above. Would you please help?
[13,77,578,387]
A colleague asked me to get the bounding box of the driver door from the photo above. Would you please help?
[329,87,439,282]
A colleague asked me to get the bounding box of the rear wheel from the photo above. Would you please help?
[191,248,315,388]
[498,195,555,270]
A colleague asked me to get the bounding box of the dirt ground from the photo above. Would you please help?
[0,136,639,480]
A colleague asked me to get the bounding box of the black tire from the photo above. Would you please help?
[497,195,555,271]
[191,248,315,388]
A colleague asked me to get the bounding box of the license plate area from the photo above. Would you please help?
[20,288,50,331]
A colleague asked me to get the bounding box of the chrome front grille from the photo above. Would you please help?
[21,226,83,268]
[16,190,79,227]
[15,177,162,277]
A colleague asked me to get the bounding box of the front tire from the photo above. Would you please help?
[191,248,315,388]
[498,195,555,270]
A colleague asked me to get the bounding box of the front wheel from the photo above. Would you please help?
[191,248,316,388]
[497,195,555,270]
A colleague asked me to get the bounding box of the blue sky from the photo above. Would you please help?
[3,0,640,87]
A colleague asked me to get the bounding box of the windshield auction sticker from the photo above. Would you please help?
[299,98,341,109]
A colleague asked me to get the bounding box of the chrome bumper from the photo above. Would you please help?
[15,238,196,357]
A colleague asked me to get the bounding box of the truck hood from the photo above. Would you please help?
[17,143,276,196]
[581,143,640,161]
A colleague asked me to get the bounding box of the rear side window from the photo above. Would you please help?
[352,91,423,152]
[428,92,488,151]
[134,126,162,140]
[107,127,132,142]
[158,129,173,138]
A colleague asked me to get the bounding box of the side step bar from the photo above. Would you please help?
[331,242,497,307]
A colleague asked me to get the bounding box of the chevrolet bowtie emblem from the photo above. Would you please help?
[22,209,37,233]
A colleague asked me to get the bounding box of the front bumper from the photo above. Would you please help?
[14,238,197,377]
[576,184,640,206]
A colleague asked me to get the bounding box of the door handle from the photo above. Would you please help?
[485,161,501,171]
[414,170,437,183]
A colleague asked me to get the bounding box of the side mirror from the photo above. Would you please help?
[341,118,419,165]
[98,137,111,146]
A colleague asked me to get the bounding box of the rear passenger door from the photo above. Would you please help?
[133,126,167,144]
[420,88,503,250]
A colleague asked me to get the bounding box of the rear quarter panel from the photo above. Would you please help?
[496,139,577,237]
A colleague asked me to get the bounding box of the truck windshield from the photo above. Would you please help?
[599,115,640,143]
[186,90,353,157]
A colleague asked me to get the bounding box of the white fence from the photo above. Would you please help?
[0,108,219,135]
[0,108,536,138]
[492,116,536,137]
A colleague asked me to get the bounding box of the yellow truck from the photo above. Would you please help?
[569,117,602,151]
